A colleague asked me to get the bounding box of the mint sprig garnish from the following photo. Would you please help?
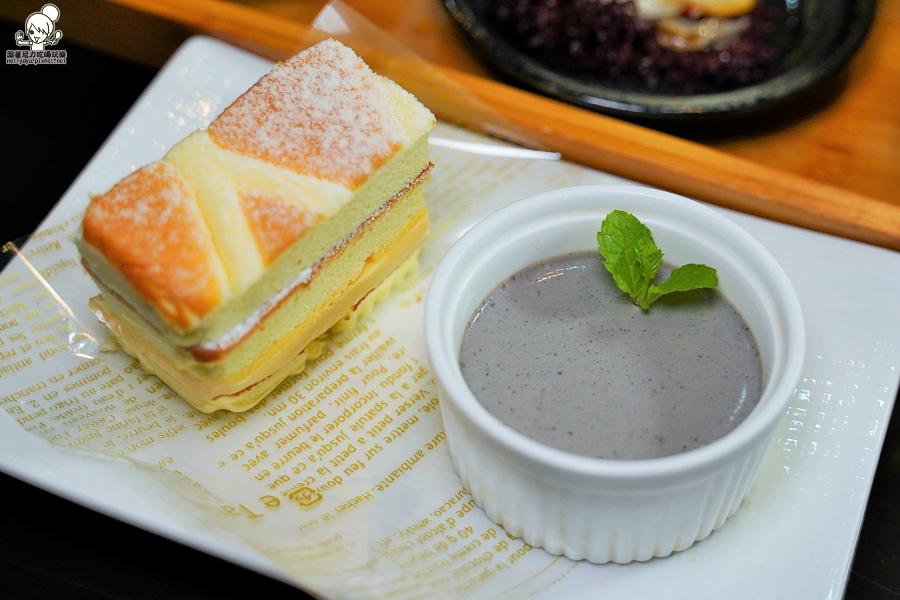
[597,210,718,309]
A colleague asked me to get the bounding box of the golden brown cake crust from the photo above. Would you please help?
[81,162,225,329]
[208,39,404,189]
[240,190,322,265]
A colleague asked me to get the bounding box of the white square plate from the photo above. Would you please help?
[1,36,898,599]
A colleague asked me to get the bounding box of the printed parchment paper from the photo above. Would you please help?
[1,4,899,600]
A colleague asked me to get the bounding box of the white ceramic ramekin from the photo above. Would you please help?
[424,185,805,564]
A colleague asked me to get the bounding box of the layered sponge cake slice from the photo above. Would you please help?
[75,40,435,413]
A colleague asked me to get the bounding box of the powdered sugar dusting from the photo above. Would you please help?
[83,162,224,329]
[209,40,406,189]
[240,190,322,264]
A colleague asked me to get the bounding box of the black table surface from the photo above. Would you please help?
[1,17,898,600]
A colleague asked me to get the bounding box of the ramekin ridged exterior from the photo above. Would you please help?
[425,185,805,564]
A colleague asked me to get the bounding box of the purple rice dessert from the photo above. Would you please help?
[492,0,777,92]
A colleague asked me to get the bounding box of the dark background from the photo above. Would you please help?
[1,18,897,600]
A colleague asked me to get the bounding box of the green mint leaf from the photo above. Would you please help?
[598,211,718,309]
[597,210,662,304]
[641,264,719,309]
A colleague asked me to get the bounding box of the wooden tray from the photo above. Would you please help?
[97,0,900,251]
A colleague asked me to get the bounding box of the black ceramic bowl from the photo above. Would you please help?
[442,0,877,121]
